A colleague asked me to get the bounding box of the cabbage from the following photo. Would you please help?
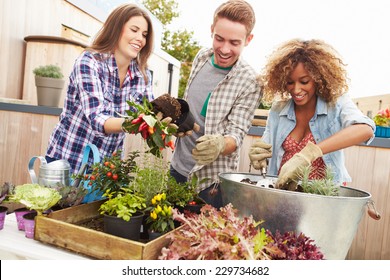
[9,184,62,215]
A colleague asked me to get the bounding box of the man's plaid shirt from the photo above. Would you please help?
[186,48,263,191]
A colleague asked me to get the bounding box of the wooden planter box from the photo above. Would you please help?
[34,200,174,260]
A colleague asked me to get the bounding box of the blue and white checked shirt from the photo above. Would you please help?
[46,51,153,174]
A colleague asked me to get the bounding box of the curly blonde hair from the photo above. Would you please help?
[259,39,349,104]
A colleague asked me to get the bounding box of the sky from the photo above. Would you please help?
[168,0,390,98]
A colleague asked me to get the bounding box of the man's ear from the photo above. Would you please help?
[210,24,214,37]
[245,33,254,46]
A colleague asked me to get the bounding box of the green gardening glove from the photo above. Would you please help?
[192,134,225,165]
[249,139,272,170]
[276,141,323,190]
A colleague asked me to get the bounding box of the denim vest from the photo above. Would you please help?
[262,95,375,183]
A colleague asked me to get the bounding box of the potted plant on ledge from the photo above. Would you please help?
[33,64,65,107]
[373,107,390,138]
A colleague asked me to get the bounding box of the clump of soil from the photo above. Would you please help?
[151,93,181,122]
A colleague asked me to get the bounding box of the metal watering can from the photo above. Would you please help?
[28,156,71,187]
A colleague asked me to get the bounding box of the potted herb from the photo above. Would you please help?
[33,64,65,107]
[166,174,209,214]
[128,153,170,207]
[99,188,146,241]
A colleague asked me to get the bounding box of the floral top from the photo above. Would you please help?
[279,133,326,179]
[46,51,153,174]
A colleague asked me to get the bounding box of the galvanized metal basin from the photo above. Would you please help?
[219,172,372,260]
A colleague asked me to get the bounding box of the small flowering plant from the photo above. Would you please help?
[373,107,390,127]
[121,98,177,157]
[81,150,139,198]
[146,193,175,234]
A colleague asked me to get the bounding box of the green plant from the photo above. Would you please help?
[165,174,209,208]
[159,204,324,260]
[81,150,139,197]
[128,153,170,207]
[8,184,62,215]
[121,98,177,157]
[373,107,390,127]
[99,188,146,221]
[53,183,88,208]
[298,166,339,196]
[0,182,14,203]
[146,193,175,234]
[33,64,64,79]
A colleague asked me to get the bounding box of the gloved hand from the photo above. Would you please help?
[249,139,272,170]
[276,141,323,190]
[156,112,179,131]
[176,123,201,137]
[192,134,225,165]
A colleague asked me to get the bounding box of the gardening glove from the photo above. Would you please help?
[249,139,272,170]
[156,112,179,130]
[192,134,225,165]
[276,141,323,190]
[175,123,201,137]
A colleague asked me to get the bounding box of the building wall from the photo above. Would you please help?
[353,94,390,118]
[0,0,180,104]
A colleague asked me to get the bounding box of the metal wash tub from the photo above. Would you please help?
[219,172,380,260]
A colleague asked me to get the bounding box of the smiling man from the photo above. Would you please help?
[169,0,262,208]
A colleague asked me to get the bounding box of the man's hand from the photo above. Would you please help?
[175,123,200,137]
[276,141,323,190]
[192,134,225,165]
[249,139,272,170]
[156,112,179,130]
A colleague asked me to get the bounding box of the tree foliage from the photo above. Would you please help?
[142,0,202,98]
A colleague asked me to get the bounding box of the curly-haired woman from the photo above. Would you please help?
[249,39,375,190]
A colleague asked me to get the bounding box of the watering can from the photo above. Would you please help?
[28,156,71,187]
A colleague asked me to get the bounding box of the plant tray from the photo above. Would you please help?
[34,200,176,260]
[375,126,390,138]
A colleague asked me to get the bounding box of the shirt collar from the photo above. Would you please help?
[105,53,142,79]
[280,96,328,119]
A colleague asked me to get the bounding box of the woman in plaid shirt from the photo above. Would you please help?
[45,4,154,174]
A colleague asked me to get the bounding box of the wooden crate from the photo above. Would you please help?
[34,200,174,260]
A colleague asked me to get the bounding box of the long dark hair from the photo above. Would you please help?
[88,4,154,82]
